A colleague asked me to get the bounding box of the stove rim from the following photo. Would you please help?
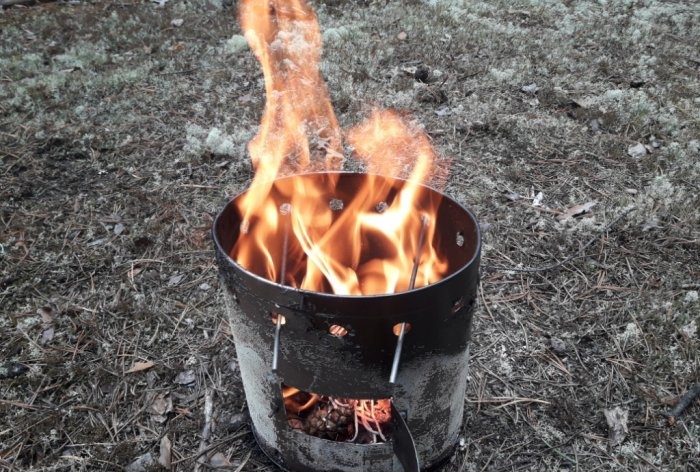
[212,170,481,302]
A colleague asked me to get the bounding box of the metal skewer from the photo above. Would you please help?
[390,215,429,384]
[272,203,292,372]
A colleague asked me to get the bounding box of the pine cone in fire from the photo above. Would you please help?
[304,401,355,439]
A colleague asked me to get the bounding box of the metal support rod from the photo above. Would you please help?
[390,215,429,384]
[272,203,291,372]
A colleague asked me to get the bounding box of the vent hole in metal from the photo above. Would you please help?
[451,297,465,314]
[329,324,348,337]
[271,313,286,325]
[456,231,465,247]
[392,323,411,336]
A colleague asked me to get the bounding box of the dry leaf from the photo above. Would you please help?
[37,306,54,323]
[169,42,186,53]
[504,191,524,202]
[150,393,173,417]
[125,452,156,472]
[126,361,155,374]
[158,435,172,468]
[521,83,539,94]
[604,406,629,446]
[532,191,544,207]
[174,369,196,385]
[557,201,596,221]
[209,452,231,468]
[168,273,184,287]
[40,327,55,345]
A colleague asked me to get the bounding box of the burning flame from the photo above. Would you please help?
[232,0,449,295]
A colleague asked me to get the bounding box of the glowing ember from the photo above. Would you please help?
[232,0,449,295]
[283,385,392,443]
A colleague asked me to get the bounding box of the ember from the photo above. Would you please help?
[283,385,392,444]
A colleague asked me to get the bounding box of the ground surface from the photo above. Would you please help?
[1,0,699,471]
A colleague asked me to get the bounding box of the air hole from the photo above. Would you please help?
[451,297,465,314]
[392,323,411,336]
[376,201,388,213]
[456,231,465,247]
[271,313,287,325]
[329,324,348,337]
[329,198,344,211]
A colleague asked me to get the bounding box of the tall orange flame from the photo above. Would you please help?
[232,0,449,295]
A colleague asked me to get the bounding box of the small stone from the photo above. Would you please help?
[627,142,647,159]
[229,411,250,431]
[550,337,567,355]
[521,83,540,94]
[414,65,431,83]
[171,19,184,27]
[459,437,467,451]
[0,362,29,380]
[114,223,125,235]
[397,31,407,41]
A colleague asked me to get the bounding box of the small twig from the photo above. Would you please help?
[661,384,700,424]
[193,388,214,472]
[170,431,249,466]
[487,206,635,273]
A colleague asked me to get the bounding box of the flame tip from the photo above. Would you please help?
[233,0,450,296]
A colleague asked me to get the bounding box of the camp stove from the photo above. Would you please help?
[213,171,480,471]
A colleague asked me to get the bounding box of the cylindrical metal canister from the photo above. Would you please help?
[213,172,480,471]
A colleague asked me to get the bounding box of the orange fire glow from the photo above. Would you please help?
[231,0,449,295]
[282,385,392,442]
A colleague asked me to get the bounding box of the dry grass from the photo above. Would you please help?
[1,0,698,470]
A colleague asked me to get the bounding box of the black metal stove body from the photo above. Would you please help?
[213,172,480,471]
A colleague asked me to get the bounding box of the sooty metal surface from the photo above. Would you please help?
[213,172,480,471]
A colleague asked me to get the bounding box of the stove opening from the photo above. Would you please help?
[282,384,392,444]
